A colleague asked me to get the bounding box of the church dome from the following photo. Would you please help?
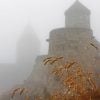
[64,0,91,29]
[65,0,90,15]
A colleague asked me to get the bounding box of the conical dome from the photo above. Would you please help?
[65,0,90,15]
[65,0,91,29]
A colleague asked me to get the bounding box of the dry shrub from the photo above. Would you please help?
[11,56,100,100]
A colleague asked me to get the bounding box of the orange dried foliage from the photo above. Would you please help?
[11,56,100,100]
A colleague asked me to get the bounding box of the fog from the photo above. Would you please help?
[0,0,100,94]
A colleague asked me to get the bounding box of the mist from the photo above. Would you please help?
[0,0,100,94]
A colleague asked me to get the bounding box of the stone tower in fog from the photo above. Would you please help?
[16,23,40,80]
[49,0,92,55]
[17,24,40,67]
[48,0,100,70]
[26,0,100,89]
[0,23,41,99]
[65,0,90,29]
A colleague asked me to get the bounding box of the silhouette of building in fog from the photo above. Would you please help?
[17,23,40,75]
[0,23,40,89]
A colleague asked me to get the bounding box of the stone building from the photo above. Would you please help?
[31,0,99,74]
[25,0,100,94]
[48,0,99,67]
[0,0,100,99]
[16,23,40,80]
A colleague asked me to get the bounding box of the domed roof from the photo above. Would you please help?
[65,0,90,15]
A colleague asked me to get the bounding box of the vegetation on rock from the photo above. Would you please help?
[12,56,100,100]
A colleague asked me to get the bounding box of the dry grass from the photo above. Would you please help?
[11,56,100,100]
